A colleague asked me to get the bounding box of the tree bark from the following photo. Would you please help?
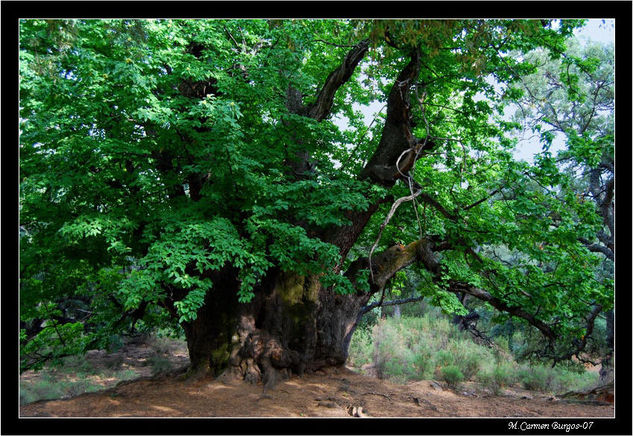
[181,268,372,383]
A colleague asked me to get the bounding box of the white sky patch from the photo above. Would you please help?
[575,19,615,46]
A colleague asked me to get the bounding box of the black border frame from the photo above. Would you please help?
[3,2,631,435]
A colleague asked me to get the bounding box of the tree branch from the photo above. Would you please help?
[360,295,425,316]
[463,188,501,211]
[418,192,458,220]
[306,39,369,121]
[283,40,369,179]
[552,304,603,365]
[324,49,423,262]
[447,280,556,340]
[360,47,422,186]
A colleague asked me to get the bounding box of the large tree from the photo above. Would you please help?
[19,19,613,382]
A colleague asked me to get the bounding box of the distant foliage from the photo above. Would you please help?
[348,312,599,394]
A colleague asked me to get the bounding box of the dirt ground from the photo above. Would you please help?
[21,347,614,418]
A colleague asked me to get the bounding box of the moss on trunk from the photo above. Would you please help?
[182,270,368,383]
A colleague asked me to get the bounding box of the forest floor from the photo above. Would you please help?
[20,338,613,418]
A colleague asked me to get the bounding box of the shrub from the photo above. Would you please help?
[411,344,434,379]
[116,369,139,381]
[495,337,510,353]
[148,354,173,376]
[518,365,550,391]
[494,362,516,386]
[55,354,97,374]
[457,352,482,381]
[434,349,454,368]
[517,364,600,394]
[28,378,66,402]
[20,388,37,405]
[478,362,515,394]
[554,368,599,393]
[372,320,417,381]
[441,365,464,387]
[510,331,527,355]
[347,311,601,396]
[65,379,100,398]
[348,326,373,368]
[451,340,492,381]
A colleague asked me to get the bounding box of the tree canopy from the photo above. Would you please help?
[19,19,614,374]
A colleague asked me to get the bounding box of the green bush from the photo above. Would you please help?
[21,375,66,404]
[477,362,516,394]
[115,369,139,381]
[457,352,482,381]
[517,364,600,394]
[347,326,373,368]
[20,388,37,405]
[347,312,600,395]
[494,363,516,386]
[434,349,454,367]
[495,337,510,353]
[372,320,415,381]
[451,340,492,380]
[64,379,101,398]
[411,343,434,379]
[554,368,598,393]
[518,365,551,391]
[52,354,97,374]
[441,365,464,387]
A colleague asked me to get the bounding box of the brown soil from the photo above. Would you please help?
[21,364,613,418]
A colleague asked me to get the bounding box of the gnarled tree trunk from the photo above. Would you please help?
[182,269,371,383]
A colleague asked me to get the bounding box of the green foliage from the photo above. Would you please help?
[371,319,413,381]
[351,313,497,383]
[148,354,174,376]
[347,326,373,368]
[517,364,551,391]
[19,18,611,370]
[516,364,598,393]
[434,349,454,368]
[20,359,138,405]
[20,318,89,372]
[349,310,599,394]
[441,365,464,387]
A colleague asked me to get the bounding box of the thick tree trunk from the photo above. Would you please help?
[180,238,439,383]
[180,271,242,376]
[182,269,370,384]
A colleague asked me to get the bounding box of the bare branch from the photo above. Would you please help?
[368,189,422,282]
[360,295,425,316]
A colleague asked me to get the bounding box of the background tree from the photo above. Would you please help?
[19,19,613,383]
[506,35,614,378]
